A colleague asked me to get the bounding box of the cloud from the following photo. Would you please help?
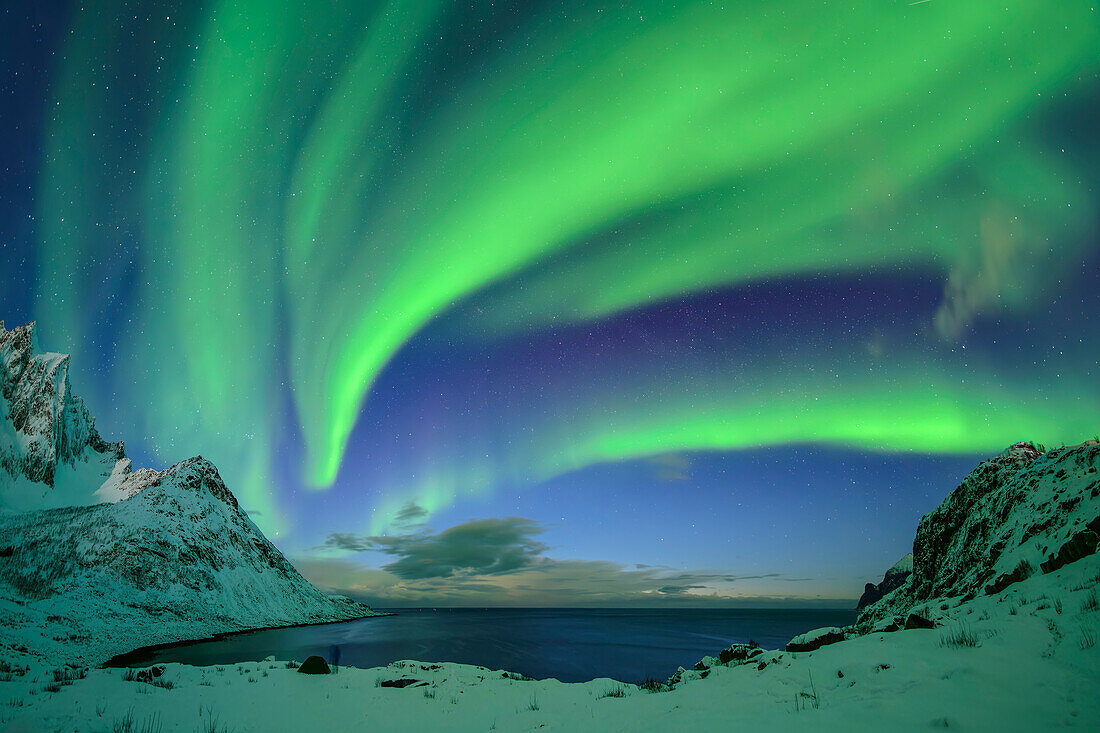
[320,532,375,552]
[297,517,854,607]
[654,584,708,595]
[935,202,1030,340]
[394,501,429,526]
[318,517,548,579]
[648,453,693,482]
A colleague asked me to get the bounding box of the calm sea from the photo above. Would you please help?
[134,607,856,684]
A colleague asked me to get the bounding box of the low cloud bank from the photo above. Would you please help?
[301,517,853,608]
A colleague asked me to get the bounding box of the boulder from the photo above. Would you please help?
[718,643,761,665]
[297,655,331,675]
[872,617,903,633]
[786,627,846,653]
[904,613,935,630]
[985,559,1035,595]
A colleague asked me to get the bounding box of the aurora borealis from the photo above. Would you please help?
[3,1,1099,604]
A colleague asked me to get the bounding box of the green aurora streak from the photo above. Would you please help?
[285,0,1098,486]
[363,324,1099,534]
[35,0,1100,534]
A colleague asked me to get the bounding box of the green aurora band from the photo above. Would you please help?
[361,319,1099,534]
[34,0,1100,534]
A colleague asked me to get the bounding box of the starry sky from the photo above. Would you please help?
[2,1,1098,607]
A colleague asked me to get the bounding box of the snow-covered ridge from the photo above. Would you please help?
[0,322,378,666]
[856,553,913,610]
[678,438,1100,663]
[0,321,123,502]
[857,439,1100,628]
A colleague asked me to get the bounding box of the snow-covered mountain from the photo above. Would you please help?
[857,440,1100,628]
[0,321,126,511]
[0,321,377,666]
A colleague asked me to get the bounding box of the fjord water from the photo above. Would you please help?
[139,608,855,683]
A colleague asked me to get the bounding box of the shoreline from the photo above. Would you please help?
[101,612,396,668]
[101,606,857,685]
[7,557,1098,732]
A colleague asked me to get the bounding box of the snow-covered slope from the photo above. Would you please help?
[0,322,377,666]
[0,321,126,511]
[858,440,1100,628]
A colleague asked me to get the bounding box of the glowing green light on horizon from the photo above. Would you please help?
[365,337,1099,534]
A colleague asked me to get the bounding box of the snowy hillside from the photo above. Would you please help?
[0,322,377,667]
[857,440,1100,629]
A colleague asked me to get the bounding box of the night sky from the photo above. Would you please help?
[2,1,1098,606]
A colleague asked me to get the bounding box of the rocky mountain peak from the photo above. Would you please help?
[0,321,123,491]
[858,439,1100,627]
[123,456,241,511]
[0,321,376,665]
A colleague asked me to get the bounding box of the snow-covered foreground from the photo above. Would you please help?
[3,553,1098,732]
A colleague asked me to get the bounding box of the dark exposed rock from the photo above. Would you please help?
[0,321,124,491]
[872,617,903,633]
[297,656,331,675]
[856,554,913,610]
[718,643,761,665]
[379,678,423,688]
[985,559,1035,595]
[786,627,846,652]
[857,441,1100,627]
[0,322,377,665]
[0,455,342,602]
[906,443,1040,603]
[1040,530,1100,574]
[903,613,935,630]
[127,666,165,683]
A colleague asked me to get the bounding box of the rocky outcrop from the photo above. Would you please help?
[859,440,1100,627]
[785,627,847,653]
[856,553,912,610]
[0,321,123,490]
[690,438,1100,668]
[1040,516,1100,574]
